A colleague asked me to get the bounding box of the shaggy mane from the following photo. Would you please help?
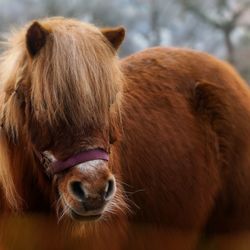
[1,17,123,132]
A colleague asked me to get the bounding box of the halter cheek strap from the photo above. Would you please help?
[39,149,109,176]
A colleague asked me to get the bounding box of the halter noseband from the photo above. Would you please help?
[39,149,109,176]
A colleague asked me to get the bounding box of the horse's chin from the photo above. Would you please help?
[69,209,102,221]
[58,196,105,222]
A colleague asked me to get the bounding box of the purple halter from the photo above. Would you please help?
[47,149,109,175]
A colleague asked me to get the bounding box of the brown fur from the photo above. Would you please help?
[1,17,250,249]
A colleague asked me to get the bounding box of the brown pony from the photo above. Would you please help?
[1,17,250,250]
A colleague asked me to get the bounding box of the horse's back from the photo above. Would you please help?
[119,47,250,233]
[121,47,249,99]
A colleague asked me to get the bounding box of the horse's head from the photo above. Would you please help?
[0,18,126,221]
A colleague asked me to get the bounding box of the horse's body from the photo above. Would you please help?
[1,18,250,250]
[120,47,250,230]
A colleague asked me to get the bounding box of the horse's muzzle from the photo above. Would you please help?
[58,160,116,221]
[68,177,115,219]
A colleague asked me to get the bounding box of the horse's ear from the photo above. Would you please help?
[101,26,125,50]
[26,21,49,57]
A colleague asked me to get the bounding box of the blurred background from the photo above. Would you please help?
[0,0,249,82]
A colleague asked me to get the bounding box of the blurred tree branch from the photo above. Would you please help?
[178,0,250,64]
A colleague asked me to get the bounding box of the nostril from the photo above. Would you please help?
[104,178,115,200]
[70,181,86,201]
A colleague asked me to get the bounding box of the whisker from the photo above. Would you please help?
[57,205,70,224]
[124,189,145,195]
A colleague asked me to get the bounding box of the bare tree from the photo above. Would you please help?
[178,0,250,64]
[149,0,161,46]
